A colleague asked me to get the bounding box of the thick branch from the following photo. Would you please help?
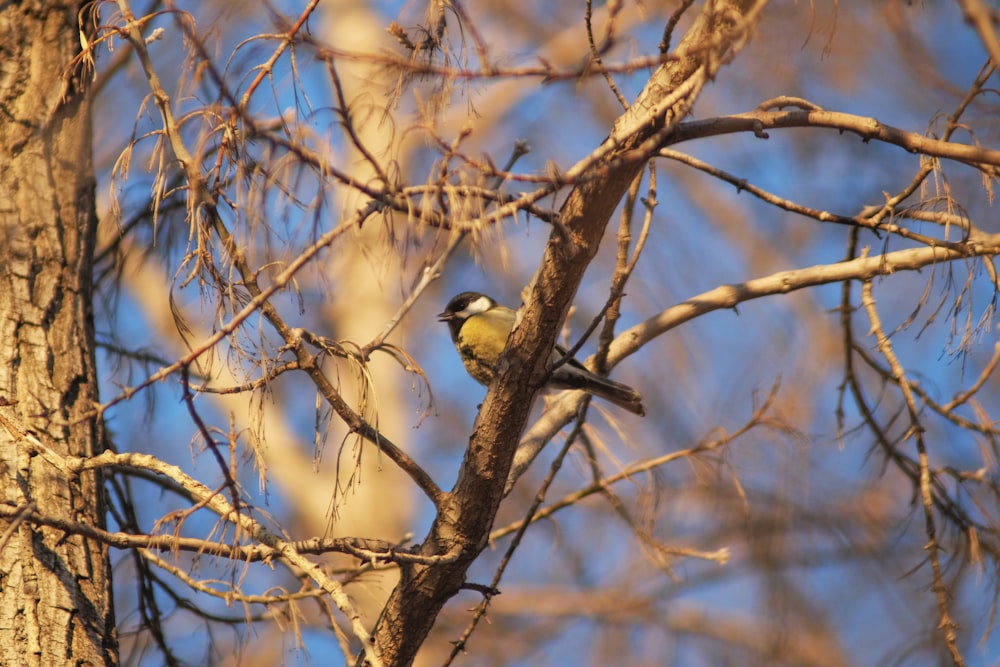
[670,108,1000,170]
[613,234,1000,361]
[371,2,769,664]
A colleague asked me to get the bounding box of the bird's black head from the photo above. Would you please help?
[438,291,494,341]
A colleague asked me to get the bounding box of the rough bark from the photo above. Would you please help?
[0,2,117,665]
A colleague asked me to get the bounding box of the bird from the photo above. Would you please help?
[438,291,645,416]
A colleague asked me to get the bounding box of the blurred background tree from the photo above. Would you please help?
[3,0,1000,665]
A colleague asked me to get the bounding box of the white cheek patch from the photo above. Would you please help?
[461,295,494,317]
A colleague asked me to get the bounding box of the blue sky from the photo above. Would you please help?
[92,1,1000,665]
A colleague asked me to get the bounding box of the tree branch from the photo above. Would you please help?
[613,235,1000,362]
[670,108,1000,171]
[371,2,770,664]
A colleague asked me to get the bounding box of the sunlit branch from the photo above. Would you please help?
[658,147,961,246]
[115,0,448,522]
[670,108,1000,172]
[363,140,532,353]
[850,340,1000,439]
[237,0,322,110]
[498,380,779,542]
[21,433,382,662]
[860,279,965,666]
[956,0,1000,80]
[614,236,1000,363]
[0,500,457,568]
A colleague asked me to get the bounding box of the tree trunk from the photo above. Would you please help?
[0,2,117,665]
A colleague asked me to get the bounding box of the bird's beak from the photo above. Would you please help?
[437,310,453,322]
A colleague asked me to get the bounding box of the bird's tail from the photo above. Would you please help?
[551,367,645,416]
[583,376,646,416]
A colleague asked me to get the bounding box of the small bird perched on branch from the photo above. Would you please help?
[438,291,645,416]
